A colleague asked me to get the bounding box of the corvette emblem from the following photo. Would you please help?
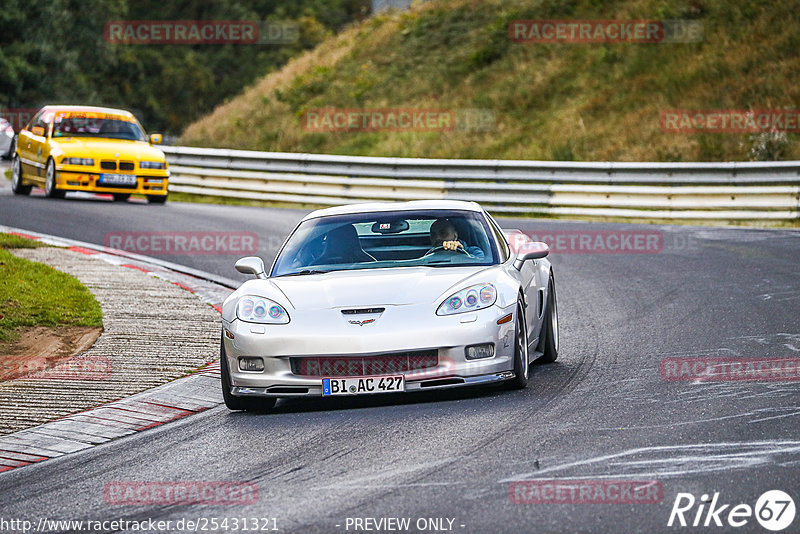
[349,319,376,326]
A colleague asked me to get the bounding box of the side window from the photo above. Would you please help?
[26,111,43,132]
[29,111,52,137]
[486,214,510,262]
[38,112,54,136]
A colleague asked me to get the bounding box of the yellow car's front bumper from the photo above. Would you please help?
[56,169,169,196]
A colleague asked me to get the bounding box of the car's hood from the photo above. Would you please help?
[270,266,495,310]
[50,138,165,160]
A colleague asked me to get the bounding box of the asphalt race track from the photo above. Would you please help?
[1,179,799,533]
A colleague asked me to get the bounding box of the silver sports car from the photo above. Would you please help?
[220,200,558,411]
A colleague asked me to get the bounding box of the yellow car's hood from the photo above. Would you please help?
[51,137,166,162]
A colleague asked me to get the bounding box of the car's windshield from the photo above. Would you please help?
[271,209,499,277]
[52,112,146,141]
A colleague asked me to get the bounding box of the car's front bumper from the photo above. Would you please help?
[223,303,518,397]
[55,168,169,196]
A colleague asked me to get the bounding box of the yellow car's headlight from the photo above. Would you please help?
[140,161,166,169]
[62,157,94,166]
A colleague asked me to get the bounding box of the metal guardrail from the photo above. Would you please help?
[162,145,800,220]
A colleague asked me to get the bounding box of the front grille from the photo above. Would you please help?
[291,350,438,377]
[100,161,116,170]
[119,161,135,171]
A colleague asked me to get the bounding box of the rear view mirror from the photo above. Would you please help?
[31,126,45,136]
[371,220,409,234]
[149,133,162,145]
[513,242,549,270]
[235,256,267,279]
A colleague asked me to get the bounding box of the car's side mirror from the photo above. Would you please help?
[149,133,162,145]
[513,242,549,270]
[235,256,268,279]
[31,126,45,137]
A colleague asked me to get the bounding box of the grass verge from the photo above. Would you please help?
[0,234,103,343]
[180,0,800,162]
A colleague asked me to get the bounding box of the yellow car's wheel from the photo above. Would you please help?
[112,193,130,202]
[11,156,32,195]
[44,159,65,199]
[147,194,168,204]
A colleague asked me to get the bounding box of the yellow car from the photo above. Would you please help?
[10,105,169,203]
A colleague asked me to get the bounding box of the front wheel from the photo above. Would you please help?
[536,273,559,363]
[506,299,530,389]
[112,193,130,202]
[11,156,32,195]
[44,159,65,199]
[220,337,276,412]
[147,194,167,204]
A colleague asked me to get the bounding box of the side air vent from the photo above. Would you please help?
[420,378,464,388]
[266,386,309,395]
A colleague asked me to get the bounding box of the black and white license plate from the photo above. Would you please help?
[322,375,405,396]
[99,173,137,186]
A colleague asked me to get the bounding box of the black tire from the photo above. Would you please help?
[536,273,559,363]
[147,194,167,204]
[112,193,131,202]
[11,155,32,195]
[220,336,276,412]
[44,158,65,199]
[506,298,530,389]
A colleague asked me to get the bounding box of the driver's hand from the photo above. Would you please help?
[442,240,462,251]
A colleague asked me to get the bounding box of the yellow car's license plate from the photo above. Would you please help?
[322,375,405,396]
[100,173,137,186]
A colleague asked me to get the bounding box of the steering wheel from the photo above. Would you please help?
[423,245,473,258]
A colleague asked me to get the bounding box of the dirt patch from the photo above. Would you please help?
[0,326,103,381]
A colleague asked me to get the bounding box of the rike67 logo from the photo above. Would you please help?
[668,490,795,531]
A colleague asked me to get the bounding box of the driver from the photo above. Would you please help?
[429,219,485,259]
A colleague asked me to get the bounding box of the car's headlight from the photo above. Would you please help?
[140,161,166,169]
[236,296,290,324]
[62,157,94,166]
[436,283,496,316]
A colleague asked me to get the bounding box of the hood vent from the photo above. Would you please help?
[341,307,385,315]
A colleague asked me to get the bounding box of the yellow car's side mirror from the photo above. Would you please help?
[31,126,45,137]
[149,133,162,145]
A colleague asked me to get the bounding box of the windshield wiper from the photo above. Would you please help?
[275,269,330,277]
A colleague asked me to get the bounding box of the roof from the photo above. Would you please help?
[40,105,136,118]
[301,200,484,221]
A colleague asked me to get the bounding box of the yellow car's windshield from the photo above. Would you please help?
[53,112,146,141]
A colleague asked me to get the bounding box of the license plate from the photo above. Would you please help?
[322,375,405,396]
[100,173,137,186]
